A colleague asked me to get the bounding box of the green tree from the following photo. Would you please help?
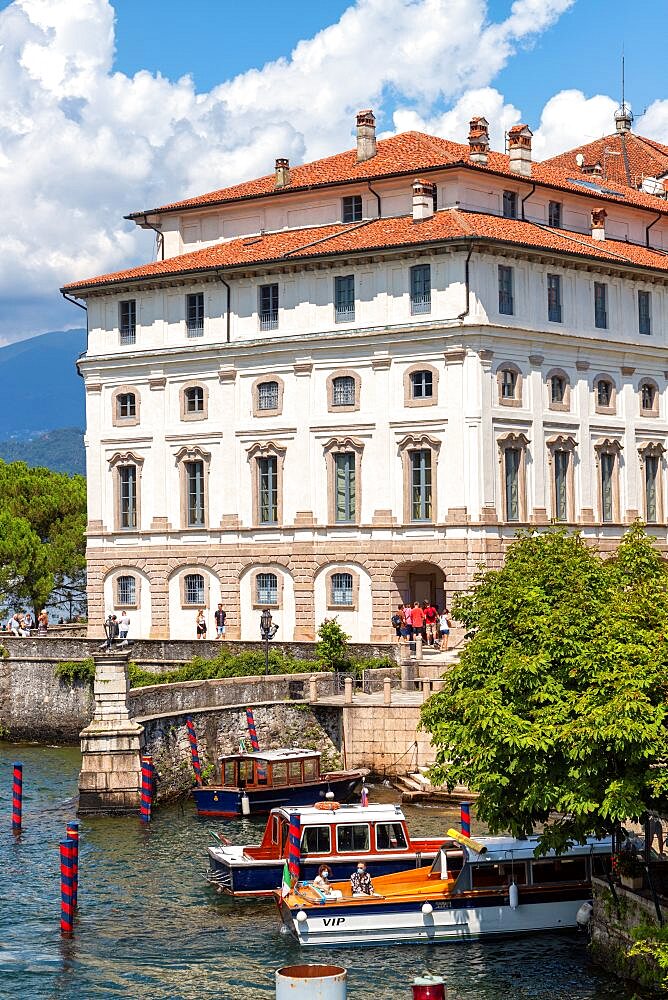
[316,618,351,672]
[420,524,668,853]
[0,461,86,616]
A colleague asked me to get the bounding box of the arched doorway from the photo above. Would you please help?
[392,561,447,610]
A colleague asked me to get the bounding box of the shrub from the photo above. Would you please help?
[55,658,95,685]
[316,618,351,672]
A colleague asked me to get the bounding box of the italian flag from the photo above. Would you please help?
[281,861,292,898]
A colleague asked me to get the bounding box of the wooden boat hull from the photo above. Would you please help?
[279,886,593,947]
[193,772,364,818]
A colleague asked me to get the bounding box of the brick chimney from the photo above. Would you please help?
[507,124,533,176]
[412,179,435,223]
[591,208,607,241]
[468,116,490,165]
[356,109,377,162]
[275,157,290,188]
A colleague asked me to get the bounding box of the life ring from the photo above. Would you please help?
[314,801,340,811]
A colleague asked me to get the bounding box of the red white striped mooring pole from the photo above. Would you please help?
[12,762,22,833]
[60,838,76,935]
[460,801,471,838]
[66,821,79,908]
[140,756,154,822]
[186,719,203,785]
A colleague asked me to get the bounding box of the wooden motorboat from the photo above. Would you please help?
[277,829,612,947]
[206,802,460,896]
[192,748,367,818]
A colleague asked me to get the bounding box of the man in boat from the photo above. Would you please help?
[350,861,374,896]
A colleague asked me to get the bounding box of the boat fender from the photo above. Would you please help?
[296,910,308,923]
[576,901,593,928]
[421,902,433,916]
[315,801,340,811]
[508,881,519,910]
[241,792,250,816]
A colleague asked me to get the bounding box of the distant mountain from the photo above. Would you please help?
[0,328,86,437]
[0,427,85,476]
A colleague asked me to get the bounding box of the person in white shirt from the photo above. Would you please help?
[438,608,451,650]
[118,611,131,645]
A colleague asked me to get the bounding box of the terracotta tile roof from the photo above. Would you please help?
[63,209,668,294]
[128,130,668,220]
[543,132,668,190]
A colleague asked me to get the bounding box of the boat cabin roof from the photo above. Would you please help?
[465,835,613,863]
[271,803,407,826]
[219,748,321,763]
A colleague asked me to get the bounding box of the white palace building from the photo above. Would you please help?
[64,107,668,641]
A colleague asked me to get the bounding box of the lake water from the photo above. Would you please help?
[1,743,635,999]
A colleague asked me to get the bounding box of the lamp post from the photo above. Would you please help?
[259,609,279,676]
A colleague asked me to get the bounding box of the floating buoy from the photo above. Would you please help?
[241,791,250,816]
[576,901,593,927]
[412,972,447,999]
[276,963,346,999]
[509,881,519,909]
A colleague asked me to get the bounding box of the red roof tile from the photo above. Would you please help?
[63,209,668,294]
[544,132,668,189]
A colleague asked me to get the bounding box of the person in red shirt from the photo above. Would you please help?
[424,602,438,646]
[411,601,425,639]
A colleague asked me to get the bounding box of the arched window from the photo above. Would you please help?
[501,369,517,398]
[256,572,278,606]
[112,387,141,426]
[497,365,522,406]
[117,575,136,606]
[258,380,279,411]
[331,572,353,606]
[640,380,659,417]
[332,375,355,407]
[594,375,616,413]
[550,375,565,404]
[117,392,136,419]
[185,386,205,413]
[184,573,205,606]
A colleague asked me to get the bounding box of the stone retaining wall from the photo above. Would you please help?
[343,701,434,775]
[591,876,667,996]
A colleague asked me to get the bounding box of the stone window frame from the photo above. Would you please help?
[325,566,360,611]
[252,374,284,418]
[174,445,211,530]
[180,381,209,422]
[108,451,144,532]
[247,441,286,527]
[546,368,571,413]
[639,378,660,418]
[403,363,439,408]
[546,434,577,523]
[111,385,141,427]
[251,567,284,609]
[177,568,210,609]
[323,436,365,525]
[638,442,666,525]
[398,432,441,525]
[593,373,617,415]
[327,369,361,413]
[594,437,623,524]
[496,363,523,408]
[497,431,529,523]
[110,569,139,609]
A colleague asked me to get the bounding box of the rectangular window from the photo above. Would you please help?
[119,299,136,345]
[594,282,608,329]
[334,452,356,522]
[259,283,279,330]
[411,370,433,399]
[271,761,286,785]
[239,760,254,784]
[502,190,517,219]
[638,290,652,335]
[302,758,317,781]
[531,858,587,884]
[288,761,302,784]
[258,381,279,411]
[334,275,355,323]
[336,824,370,853]
[645,455,659,524]
[375,822,408,851]
[600,452,614,522]
[504,448,521,522]
[258,456,278,524]
[117,575,136,605]
[301,825,331,855]
[410,449,432,521]
[186,292,204,338]
[547,273,562,323]
[410,264,431,315]
[554,451,569,522]
[185,460,205,526]
[548,201,562,228]
[223,761,236,786]
[498,265,514,315]
[342,195,362,223]
[184,573,204,604]
[331,572,353,606]
[119,465,137,529]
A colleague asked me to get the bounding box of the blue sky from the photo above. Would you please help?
[0,0,666,344]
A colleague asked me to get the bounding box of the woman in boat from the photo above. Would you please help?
[350,861,374,896]
[313,864,342,899]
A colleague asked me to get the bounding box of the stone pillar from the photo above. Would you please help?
[400,653,415,691]
[309,674,318,703]
[414,634,423,661]
[344,676,353,705]
[78,654,144,816]
[383,677,392,706]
